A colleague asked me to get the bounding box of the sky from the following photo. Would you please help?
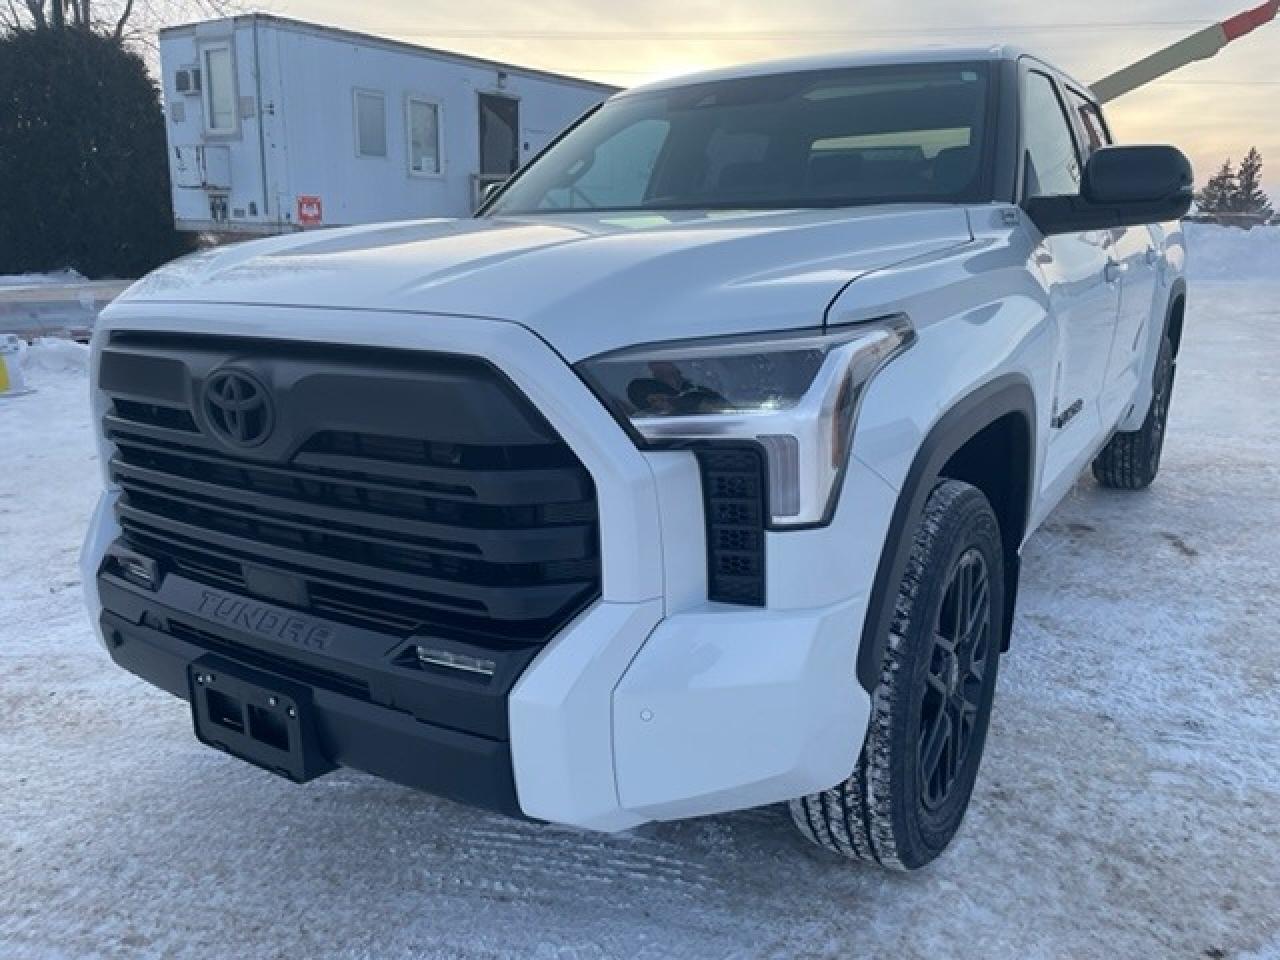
[276,0,1280,200]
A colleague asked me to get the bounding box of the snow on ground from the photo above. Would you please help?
[1,228,1279,960]
[1185,221,1280,283]
[0,269,88,289]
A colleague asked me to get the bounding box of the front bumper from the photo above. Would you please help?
[82,303,889,831]
[99,595,525,815]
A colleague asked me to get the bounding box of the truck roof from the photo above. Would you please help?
[620,45,1094,100]
[158,13,621,94]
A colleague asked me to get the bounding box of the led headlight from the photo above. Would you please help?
[576,315,914,527]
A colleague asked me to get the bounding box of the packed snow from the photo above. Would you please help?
[1,226,1278,960]
[0,268,89,289]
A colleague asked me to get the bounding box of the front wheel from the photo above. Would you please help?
[790,479,1004,870]
[1092,335,1176,490]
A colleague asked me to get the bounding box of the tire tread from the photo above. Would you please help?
[788,480,999,871]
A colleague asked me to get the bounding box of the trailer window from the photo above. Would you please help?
[355,90,388,158]
[407,97,442,175]
[202,43,236,135]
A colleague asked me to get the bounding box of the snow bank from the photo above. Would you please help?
[1184,222,1280,284]
[19,336,90,375]
[0,267,87,288]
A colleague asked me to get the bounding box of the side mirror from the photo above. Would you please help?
[1025,145,1193,236]
[481,180,506,204]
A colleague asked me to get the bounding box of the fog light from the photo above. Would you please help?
[415,645,496,677]
[119,556,158,590]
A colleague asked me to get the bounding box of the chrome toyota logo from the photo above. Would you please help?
[203,368,274,447]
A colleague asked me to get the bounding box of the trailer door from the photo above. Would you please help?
[476,93,519,204]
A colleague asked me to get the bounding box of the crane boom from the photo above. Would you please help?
[1092,0,1278,103]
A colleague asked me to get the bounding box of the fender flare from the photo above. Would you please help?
[1120,277,1188,431]
[1164,277,1188,359]
[855,375,1037,692]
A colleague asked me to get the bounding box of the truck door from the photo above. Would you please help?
[1066,88,1162,410]
[1021,68,1121,498]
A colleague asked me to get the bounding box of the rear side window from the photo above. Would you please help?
[1022,72,1081,198]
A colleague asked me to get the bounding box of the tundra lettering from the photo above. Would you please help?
[196,591,334,651]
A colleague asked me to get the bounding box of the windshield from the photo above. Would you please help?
[486,62,993,215]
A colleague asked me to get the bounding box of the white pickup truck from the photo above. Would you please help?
[82,47,1192,870]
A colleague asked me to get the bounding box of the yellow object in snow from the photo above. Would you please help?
[0,334,30,396]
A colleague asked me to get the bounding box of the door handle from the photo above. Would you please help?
[1105,261,1128,284]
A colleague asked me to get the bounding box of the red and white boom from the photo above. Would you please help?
[1092,0,1278,102]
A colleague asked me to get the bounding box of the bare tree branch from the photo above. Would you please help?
[23,0,47,29]
[4,0,239,39]
[111,0,131,38]
[1,0,24,29]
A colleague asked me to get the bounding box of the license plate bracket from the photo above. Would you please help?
[187,654,335,783]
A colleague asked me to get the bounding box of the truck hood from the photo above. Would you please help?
[120,206,972,361]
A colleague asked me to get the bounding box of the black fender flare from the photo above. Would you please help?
[856,375,1037,692]
[1163,277,1188,359]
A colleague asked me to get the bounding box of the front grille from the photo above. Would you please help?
[100,334,601,649]
[696,447,766,606]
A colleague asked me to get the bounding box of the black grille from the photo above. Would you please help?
[100,334,601,649]
[697,447,766,606]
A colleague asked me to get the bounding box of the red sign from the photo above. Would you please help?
[297,195,323,225]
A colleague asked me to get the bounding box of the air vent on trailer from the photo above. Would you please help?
[175,66,201,95]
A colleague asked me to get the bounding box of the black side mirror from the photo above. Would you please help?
[1025,145,1193,236]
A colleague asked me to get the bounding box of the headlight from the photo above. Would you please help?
[575,315,914,527]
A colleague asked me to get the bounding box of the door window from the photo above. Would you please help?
[201,43,236,135]
[1022,72,1081,198]
[479,94,520,176]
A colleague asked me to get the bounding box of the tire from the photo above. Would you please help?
[790,480,1004,871]
[1092,334,1176,490]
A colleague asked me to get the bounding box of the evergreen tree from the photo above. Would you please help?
[1195,159,1237,214]
[0,28,196,278]
[1231,147,1274,218]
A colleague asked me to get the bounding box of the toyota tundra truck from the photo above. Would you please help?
[81,48,1192,869]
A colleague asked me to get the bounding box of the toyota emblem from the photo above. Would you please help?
[203,368,275,448]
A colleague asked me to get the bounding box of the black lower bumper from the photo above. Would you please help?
[97,572,531,818]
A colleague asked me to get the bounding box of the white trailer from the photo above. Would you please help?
[158,14,617,234]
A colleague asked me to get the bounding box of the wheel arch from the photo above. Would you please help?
[855,375,1036,692]
[1165,279,1188,358]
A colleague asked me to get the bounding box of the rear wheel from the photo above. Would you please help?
[1092,334,1175,490]
[790,480,1004,870]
